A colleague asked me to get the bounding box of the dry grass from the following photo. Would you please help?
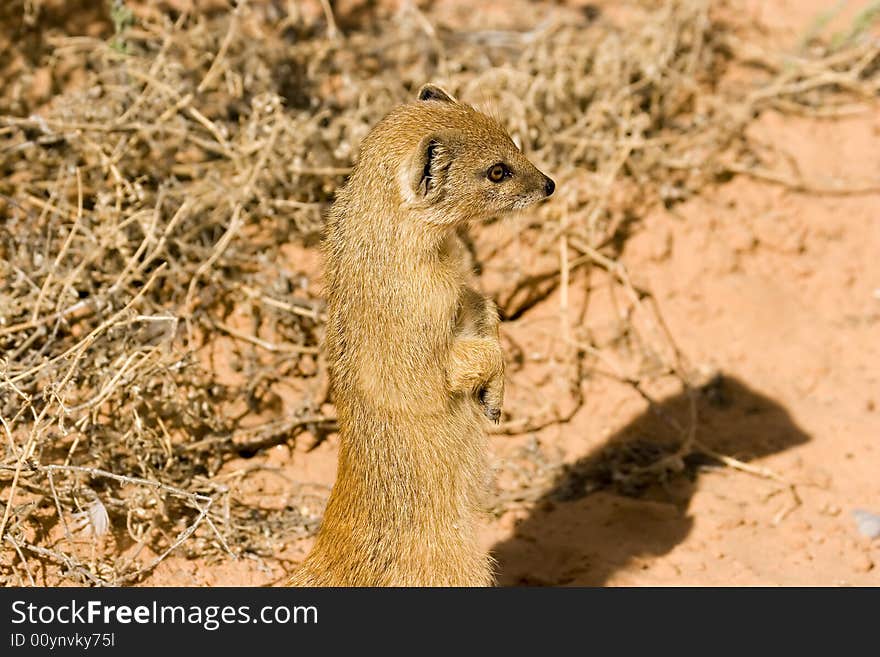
[1,0,878,585]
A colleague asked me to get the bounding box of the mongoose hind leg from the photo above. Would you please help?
[446,336,504,422]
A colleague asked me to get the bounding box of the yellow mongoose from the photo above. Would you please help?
[289,84,554,586]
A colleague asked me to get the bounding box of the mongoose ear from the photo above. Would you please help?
[417,84,457,104]
[409,135,452,202]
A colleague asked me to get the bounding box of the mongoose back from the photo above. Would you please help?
[289,84,554,586]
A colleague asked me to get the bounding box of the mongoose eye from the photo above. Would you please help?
[487,163,510,183]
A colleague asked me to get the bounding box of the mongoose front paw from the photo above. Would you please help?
[478,386,502,424]
[447,336,504,421]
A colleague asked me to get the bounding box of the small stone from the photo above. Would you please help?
[299,354,317,376]
[852,509,880,539]
[727,224,757,253]
[847,551,874,574]
[651,227,674,261]
[295,431,319,452]
[31,68,52,103]
[266,444,291,466]
[497,510,526,532]
[540,499,556,513]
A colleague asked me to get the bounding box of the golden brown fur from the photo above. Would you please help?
[289,85,554,586]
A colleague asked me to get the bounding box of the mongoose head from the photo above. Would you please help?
[386,84,555,226]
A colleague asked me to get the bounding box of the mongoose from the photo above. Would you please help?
[288,84,555,586]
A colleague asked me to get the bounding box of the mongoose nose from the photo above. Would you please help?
[544,177,555,197]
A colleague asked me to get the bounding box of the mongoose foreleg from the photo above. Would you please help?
[447,293,504,422]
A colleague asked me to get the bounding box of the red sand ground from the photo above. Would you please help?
[136,0,880,586]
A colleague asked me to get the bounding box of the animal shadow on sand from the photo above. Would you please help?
[492,375,812,585]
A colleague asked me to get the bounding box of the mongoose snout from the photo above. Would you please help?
[544,176,556,197]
